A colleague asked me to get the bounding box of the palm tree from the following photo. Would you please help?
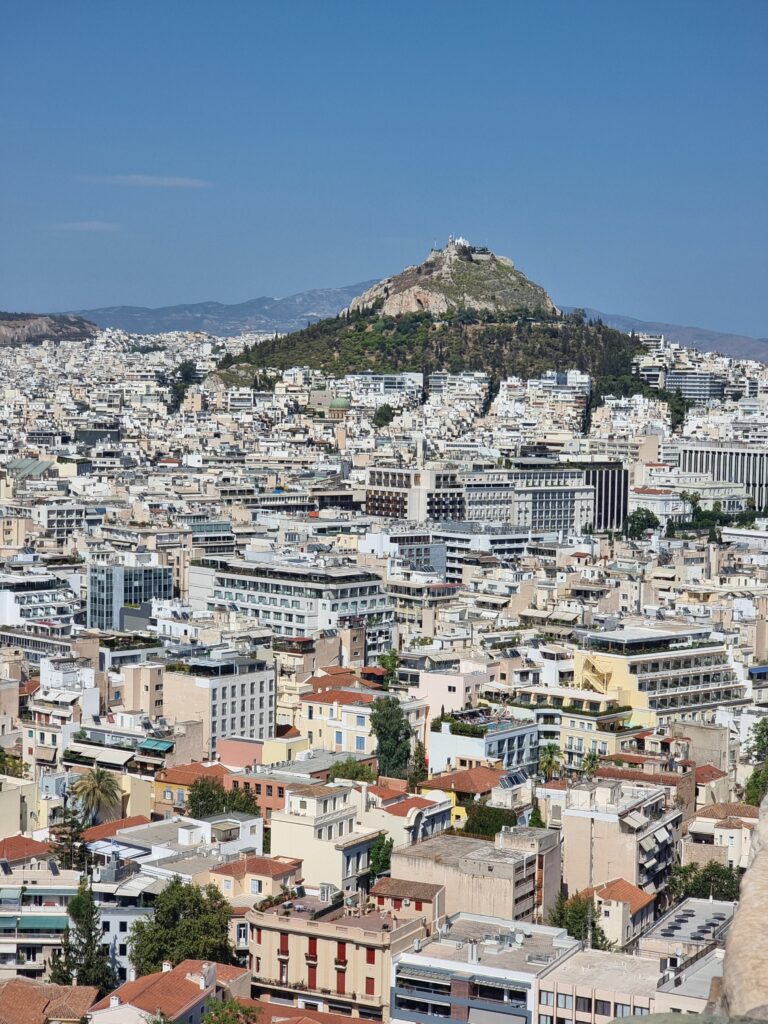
[581,751,600,779]
[539,744,561,781]
[71,768,122,824]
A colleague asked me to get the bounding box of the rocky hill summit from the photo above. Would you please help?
[0,311,97,346]
[346,235,558,317]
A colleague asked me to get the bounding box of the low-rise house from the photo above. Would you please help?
[89,959,250,1023]
[682,801,759,870]
[419,766,507,827]
[0,977,98,1024]
[580,878,655,949]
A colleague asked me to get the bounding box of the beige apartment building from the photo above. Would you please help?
[209,853,303,902]
[115,661,164,716]
[269,783,382,893]
[561,779,682,897]
[248,887,431,1019]
[390,825,561,923]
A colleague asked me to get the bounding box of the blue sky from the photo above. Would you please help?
[2,1,766,336]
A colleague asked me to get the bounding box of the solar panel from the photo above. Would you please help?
[48,859,60,875]
[0,860,11,876]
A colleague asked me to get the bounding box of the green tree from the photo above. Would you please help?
[625,508,660,539]
[581,751,600,779]
[464,802,517,837]
[378,650,400,690]
[668,862,741,902]
[203,997,259,1023]
[369,835,394,877]
[548,892,610,949]
[370,697,413,779]
[407,740,429,790]
[48,880,117,997]
[49,806,87,871]
[744,765,768,806]
[539,744,561,781]
[129,878,235,976]
[665,519,676,538]
[328,758,376,783]
[71,767,122,824]
[186,777,260,819]
[747,718,768,762]
[528,803,546,829]
[372,403,395,428]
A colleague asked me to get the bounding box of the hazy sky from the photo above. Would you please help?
[2,1,766,336]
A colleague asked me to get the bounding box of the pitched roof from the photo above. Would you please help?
[211,855,302,880]
[0,835,50,862]
[371,877,443,901]
[0,978,98,1024]
[694,763,728,785]
[91,960,248,1016]
[156,761,231,786]
[83,815,150,842]
[300,689,375,706]
[383,796,435,817]
[421,766,505,794]
[595,766,688,786]
[239,999,360,1024]
[696,801,759,820]
[583,877,655,917]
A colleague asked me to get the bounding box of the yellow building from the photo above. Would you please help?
[574,623,747,728]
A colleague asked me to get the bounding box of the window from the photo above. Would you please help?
[540,1017,553,1024]
[356,715,365,727]
[250,878,262,895]
[365,977,375,996]
[414,900,422,911]
[557,995,573,1009]
[540,992,554,1007]
[595,1001,612,1017]
[366,947,376,965]
[614,1006,631,1018]
[266,785,273,797]
[102,921,110,933]
[634,1009,650,1017]
[164,789,172,801]
[576,998,592,1013]
[119,921,127,933]
[356,736,365,752]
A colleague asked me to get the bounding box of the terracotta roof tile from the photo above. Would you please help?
[371,877,443,900]
[583,877,655,917]
[0,978,97,1024]
[157,761,231,786]
[211,855,302,880]
[83,815,150,842]
[421,766,505,795]
[694,763,727,784]
[0,835,50,862]
[300,689,375,706]
[697,801,759,820]
[91,959,248,1015]
[383,796,435,817]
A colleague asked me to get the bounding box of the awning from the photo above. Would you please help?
[19,914,68,929]
[625,812,648,831]
[139,738,173,752]
[639,836,656,853]
[0,889,22,901]
[654,826,670,843]
[34,746,57,762]
[69,743,134,767]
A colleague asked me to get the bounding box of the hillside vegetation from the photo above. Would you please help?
[219,306,644,383]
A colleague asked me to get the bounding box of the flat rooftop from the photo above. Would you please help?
[399,914,579,976]
[644,898,736,944]
[545,949,661,994]
[393,834,526,868]
[658,948,725,1001]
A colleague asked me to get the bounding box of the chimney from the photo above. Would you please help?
[109,995,120,1007]
[128,967,136,982]
[468,939,479,964]
[162,960,172,973]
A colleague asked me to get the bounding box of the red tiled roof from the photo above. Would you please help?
[696,801,759,820]
[0,835,50,862]
[301,689,375,706]
[0,978,98,1024]
[595,766,688,786]
[156,761,231,787]
[238,999,359,1024]
[83,815,150,843]
[694,763,727,785]
[368,784,404,801]
[384,796,435,817]
[91,960,248,1015]
[421,766,506,795]
[211,855,302,880]
[582,877,655,917]
[370,877,443,900]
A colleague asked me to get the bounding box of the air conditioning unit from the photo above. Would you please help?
[402,898,411,907]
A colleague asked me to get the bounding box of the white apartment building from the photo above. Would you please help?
[0,569,82,638]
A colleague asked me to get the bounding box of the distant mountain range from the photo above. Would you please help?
[70,282,376,337]
[561,307,768,362]
[0,311,97,346]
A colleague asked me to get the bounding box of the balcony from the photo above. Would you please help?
[305,953,318,965]
[334,957,348,969]
[277,949,290,961]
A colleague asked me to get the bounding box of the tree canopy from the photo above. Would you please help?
[49,806,87,871]
[327,757,376,783]
[202,998,260,1024]
[378,649,400,690]
[668,862,741,903]
[463,801,517,837]
[625,507,660,539]
[186,776,260,819]
[407,740,429,790]
[747,718,768,763]
[745,765,768,806]
[548,892,610,949]
[372,403,395,428]
[71,767,122,824]
[369,835,394,877]
[48,880,117,996]
[370,696,412,779]
[128,877,235,975]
